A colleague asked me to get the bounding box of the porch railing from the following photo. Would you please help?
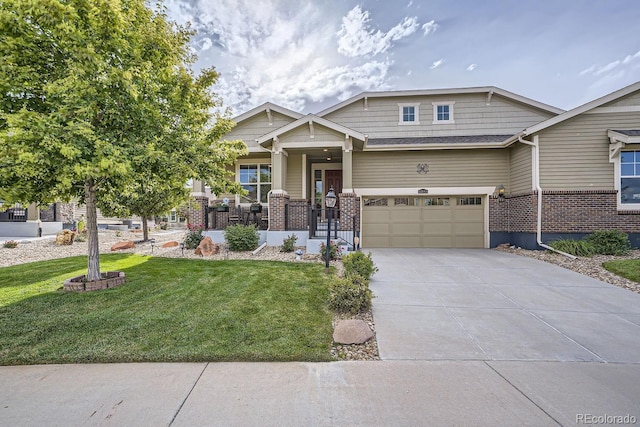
[206,205,268,230]
[308,207,358,249]
[0,208,28,222]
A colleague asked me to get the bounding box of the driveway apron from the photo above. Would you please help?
[369,248,640,363]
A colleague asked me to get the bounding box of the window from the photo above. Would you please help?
[458,197,482,206]
[239,163,271,203]
[424,197,450,206]
[364,198,388,207]
[398,103,420,124]
[393,197,420,206]
[432,102,455,123]
[620,151,640,204]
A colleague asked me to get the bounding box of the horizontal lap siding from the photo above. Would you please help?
[278,125,343,144]
[226,112,296,149]
[353,150,508,188]
[538,112,640,189]
[602,91,640,107]
[324,94,555,139]
[509,143,532,193]
[285,153,303,199]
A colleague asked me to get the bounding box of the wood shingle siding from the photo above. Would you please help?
[353,150,508,188]
[324,94,555,139]
[537,112,640,189]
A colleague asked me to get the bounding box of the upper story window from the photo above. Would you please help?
[239,163,271,204]
[620,151,640,205]
[432,102,455,124]
[398,103,420,125]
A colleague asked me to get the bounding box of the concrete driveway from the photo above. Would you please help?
[370,248,640,362]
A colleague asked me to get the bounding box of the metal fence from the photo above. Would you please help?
[0,208,28,222]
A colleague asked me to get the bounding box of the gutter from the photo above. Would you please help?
[518,136,577,259]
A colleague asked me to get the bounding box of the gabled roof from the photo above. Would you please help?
[316,86,564,117]
[232,102,303,124]
[255,114,367,145]
[516,81,640,138]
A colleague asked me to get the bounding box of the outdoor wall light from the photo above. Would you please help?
[325,186,337,273]
[498,184,506,199]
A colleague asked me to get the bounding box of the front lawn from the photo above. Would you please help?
[603,259,640,283]
[0,254,334,365]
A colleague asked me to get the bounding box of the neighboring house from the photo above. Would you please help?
[197,82,640,251]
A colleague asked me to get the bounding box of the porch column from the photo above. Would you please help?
[342,146,353,192]
[27,203,39,221]
[271,150,287,192]
[268,192,289,231]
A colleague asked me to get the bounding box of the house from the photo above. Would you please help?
[195,81,640,251]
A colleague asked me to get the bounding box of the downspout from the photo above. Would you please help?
[518,136,577,259]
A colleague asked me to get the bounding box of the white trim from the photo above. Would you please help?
[432,101,455,124]
[266,108,273,125]
[301,154,307,199]
[585,106,640,114]
[612,147,640,211]
[608,130,640,145]
[317,86,563,117]
[354,186,495,196]
[256,114,366,145]
[235,160,273,205]
[398,103,420,125]
[364,142,506,151]
[278,141,344,149]
[233,102,302,124]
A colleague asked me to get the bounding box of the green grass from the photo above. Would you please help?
[603,259,640,283]
[0,254,334,365]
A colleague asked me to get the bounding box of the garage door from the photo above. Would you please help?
[362,196,485,248]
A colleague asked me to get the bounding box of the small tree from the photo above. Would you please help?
[0,0,246,280]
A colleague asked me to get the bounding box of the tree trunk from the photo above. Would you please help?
[85,179,101,281]
[142,216,148,241]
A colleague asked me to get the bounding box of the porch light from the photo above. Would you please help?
[325,186,337,273]
[497,184,505,198]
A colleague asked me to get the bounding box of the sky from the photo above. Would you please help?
[163,0,640,116]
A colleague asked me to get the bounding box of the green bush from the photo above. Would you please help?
[342,251,378,280]
[320,241,341,262]
[225,224,259,251]
[2,240,18,249]
[585,229,631,255]
[328,275,373,314]
[548,239,596,256]
[281,234,297,252]
[184,224,205,249]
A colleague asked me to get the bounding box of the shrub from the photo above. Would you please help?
[328,275,373,314]
[320,241,341,262]
[3,240,18,249]
[184,224,205,249]
[342,251,378,280]
[585,229,631,255]
[281,234,297,252]
[548,239,596,257]
[75,231,87,242]
[225,224,259,251]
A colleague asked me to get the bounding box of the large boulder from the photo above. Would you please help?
[333,319,374,345]
[162,240,179,248]
[111,240,135,251]
[194,236,219,256]
[55,230,75,245]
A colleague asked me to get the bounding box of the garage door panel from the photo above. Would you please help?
[362,195,485,248]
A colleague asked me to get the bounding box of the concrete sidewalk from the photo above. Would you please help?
[2,361,639,426]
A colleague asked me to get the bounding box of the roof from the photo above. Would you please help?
[513,81,640,139]
[255,114,367,145]
[232,102,303,124]
[317,86,564,117]
[367,135,513,146]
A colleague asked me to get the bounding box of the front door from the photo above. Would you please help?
[325,169,342,217]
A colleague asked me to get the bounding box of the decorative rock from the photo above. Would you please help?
[162,240,179,248]
[55,230,75,245]
[111,240,135,251]
[194,236,219,256]
[333,319,374,345]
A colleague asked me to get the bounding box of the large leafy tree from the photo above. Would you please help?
[0,0,246,280]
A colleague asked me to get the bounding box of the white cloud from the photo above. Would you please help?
[422,20,438,36]
[579,49,640,77]
[579,65,596,76]
[407,1,413,7]
[623,50,640,64]
[430,59,444,69]
[466,63,477,71]
[336,6,420,58]
[200,37,212,51]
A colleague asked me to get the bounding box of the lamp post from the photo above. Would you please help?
[325,186,337,273]
[150,238,156,253]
